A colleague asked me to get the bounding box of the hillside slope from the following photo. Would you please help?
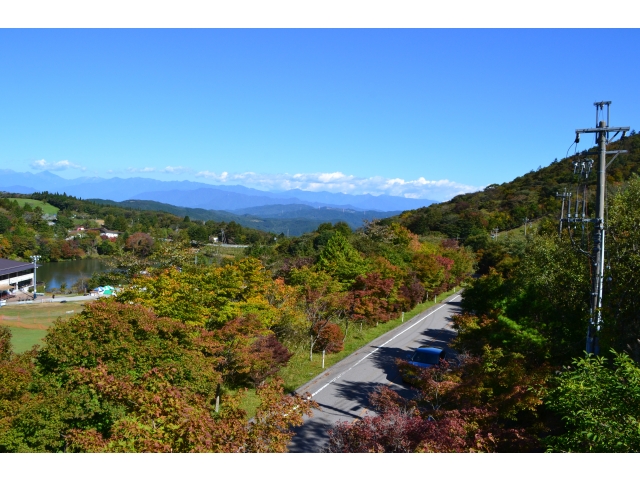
[390,132,640,240]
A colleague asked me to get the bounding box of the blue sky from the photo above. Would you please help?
[0,29,638,201]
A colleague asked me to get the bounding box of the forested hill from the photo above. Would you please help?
[88,199,399,236]
[391,131,640,240]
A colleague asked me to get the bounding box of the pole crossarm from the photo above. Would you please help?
[603,150,628,155]
[580,150,628,156]
[575,126,630,134]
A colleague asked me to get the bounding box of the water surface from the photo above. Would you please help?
[36,258,109,292]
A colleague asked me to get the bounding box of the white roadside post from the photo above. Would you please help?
[322,350,325,369]
[401,312,404,323]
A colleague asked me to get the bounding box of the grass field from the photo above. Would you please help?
[6,327,48,353]
[0,300,93,353]
[7,198,59,215]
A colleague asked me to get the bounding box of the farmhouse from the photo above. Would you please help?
[100,227,121,239]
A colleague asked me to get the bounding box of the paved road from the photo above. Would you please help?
[288,292,462,453]
[5,295,97,305]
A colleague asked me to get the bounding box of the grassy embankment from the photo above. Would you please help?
[200,245,248,263]
[0,300,93,353]
[237,286,462,416]
[7,198,59,215]
[497,219,542,240]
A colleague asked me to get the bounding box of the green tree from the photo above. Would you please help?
[316,231,368,288]
[604,175,640,360]
[0,214,11,234]
[546,351,640,452]
[97,239,118,256]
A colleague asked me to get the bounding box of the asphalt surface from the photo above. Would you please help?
[5,295,97,305]
[288,292,462,453]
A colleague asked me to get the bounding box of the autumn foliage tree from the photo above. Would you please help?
[327,356,542,453]
[0,300,313,452]
[125,232,155,257]
[117,257,297,330]
[0,326,10,362]
[247,335,293,387]
[349,272,396,326]
[312,322,343,354]
[326,379,498,453]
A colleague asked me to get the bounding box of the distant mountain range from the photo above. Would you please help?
[90,199,401,236]
[0,169,436,212]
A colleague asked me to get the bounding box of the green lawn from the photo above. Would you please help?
[1,300,93,353]
[7,198,59,215]
[7,327,48,353]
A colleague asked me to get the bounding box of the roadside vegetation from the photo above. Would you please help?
[280,286,460,394]
[327,134,640,453]
[0,216,472,452]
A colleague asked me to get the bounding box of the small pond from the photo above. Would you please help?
[36,258,110,292]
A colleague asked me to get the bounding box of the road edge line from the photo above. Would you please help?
[294,292,462,397]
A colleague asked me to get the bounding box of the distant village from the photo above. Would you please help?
[0,217,122,305]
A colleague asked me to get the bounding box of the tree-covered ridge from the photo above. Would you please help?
[89,198,400,236]
[0,192,276,262]
[393,132,640,240]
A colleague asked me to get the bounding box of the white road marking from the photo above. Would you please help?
[309,295,461,397]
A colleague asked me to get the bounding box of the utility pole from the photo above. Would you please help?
[30,255,41,300]
[556,189,571,237]
[571,101,629,355]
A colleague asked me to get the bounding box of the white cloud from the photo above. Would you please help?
[195,170,481,201]
[126,167,156,173]
[160,166,192,175]
[31,159,86,172]
[196,170,230,182]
